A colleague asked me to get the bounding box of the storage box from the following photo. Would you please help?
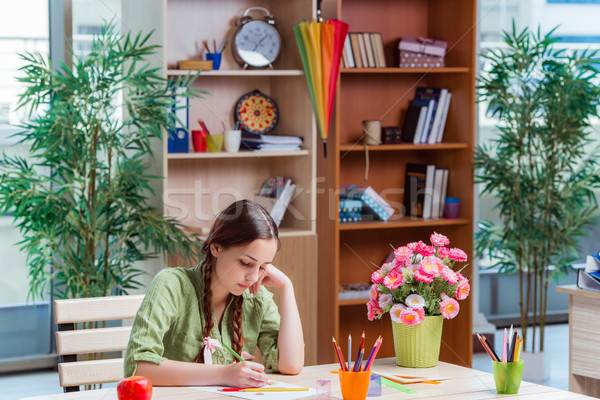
[398,36,447,57]
[339,184,394,221]
[398,36,447,68]
[399,52,445,68]
[339,200,362,223]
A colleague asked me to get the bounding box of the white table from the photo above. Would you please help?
[20,358,595,399]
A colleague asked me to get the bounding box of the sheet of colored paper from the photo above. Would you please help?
[191,380,316,400]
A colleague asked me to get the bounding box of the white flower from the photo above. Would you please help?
[378,293,393,309]
[405,294,425,309]
[390,303,406,323]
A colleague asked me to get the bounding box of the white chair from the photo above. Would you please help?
[54,294,144,392]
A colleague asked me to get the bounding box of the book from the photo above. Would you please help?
[427,88,449,144]
[413,104,430,144]
[253,177,295,227]
[343,35,355,68]
[401,104,422,143]
[339,184,394,221]
[413,87,442,144]
[434,92,452,143]
[421,164,436,219]
[404,163,435,218]
[167,85,189,153]
[431,168,449,219]
[370,33,386,68]
[240,133,303,151]
[349,33,363,68]
[356,33,369,68]
[362,32,376,67]
[438,168,450,218]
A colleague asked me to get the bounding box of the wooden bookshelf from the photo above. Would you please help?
[163,0,318,365]
[316,0,476,366]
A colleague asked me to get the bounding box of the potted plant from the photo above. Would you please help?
[367,232,470,367]
[0,22,203,300]
[474,22,600,379]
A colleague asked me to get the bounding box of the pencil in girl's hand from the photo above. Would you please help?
[221,341,244,362]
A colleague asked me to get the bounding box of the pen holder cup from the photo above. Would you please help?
[224,130,242,152]
[207,134,224,152]
[206,53,222,70]
[492,360,524,395]
[338,369,371,400]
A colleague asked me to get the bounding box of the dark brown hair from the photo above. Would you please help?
[196,200,279,363]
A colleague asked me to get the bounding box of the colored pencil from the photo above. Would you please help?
[364,335,382,371]
[502,328,507,362]
[348,333,351,372]
[331,337,346,371]
[353,331,365,370]
[353,347,365,372]
[221,342,244,362]
[482,335,500,361]
[476,333,498,361]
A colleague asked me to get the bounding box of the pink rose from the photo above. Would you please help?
[448,247,468,262]
[430,232,450,247]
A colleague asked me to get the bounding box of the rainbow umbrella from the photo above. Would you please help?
[294,17,349,157]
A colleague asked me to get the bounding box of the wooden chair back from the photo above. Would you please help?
[54,294,144,392]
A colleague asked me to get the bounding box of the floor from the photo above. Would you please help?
[0,324,569,400]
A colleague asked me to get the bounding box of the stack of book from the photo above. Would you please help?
[577,255,600,293]
[402,87,452,145]
[342,32,386,68]
[252,176,296,227]
[404,163,449,219]
[240,133,303,152]
[339,184,394,221]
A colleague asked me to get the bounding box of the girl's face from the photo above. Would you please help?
[210,238,278,297]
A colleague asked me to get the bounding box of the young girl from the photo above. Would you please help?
[124,199,304,387]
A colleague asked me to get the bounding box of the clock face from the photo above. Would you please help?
[235,91,278,134]
[234,21,281,67]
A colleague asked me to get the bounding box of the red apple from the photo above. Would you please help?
[117,376,153,400]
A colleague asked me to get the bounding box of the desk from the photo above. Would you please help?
[20,358,595,399]
[556,285,600,397]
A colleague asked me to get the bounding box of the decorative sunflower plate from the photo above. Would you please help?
[234,90,279,134]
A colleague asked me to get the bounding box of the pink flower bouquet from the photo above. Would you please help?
[367,232,470,325]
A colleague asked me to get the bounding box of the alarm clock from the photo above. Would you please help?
[232,7,282,69]
[234,90,279,134]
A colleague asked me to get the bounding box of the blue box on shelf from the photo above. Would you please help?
[339,199,362,223]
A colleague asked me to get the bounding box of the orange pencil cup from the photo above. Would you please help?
[338,369,371,400]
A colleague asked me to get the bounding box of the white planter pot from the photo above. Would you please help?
[520,351,549,382]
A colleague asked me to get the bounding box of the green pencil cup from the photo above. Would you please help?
[492,360,524,394]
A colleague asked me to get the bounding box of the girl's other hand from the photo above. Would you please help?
[226,361,268,388]
[250,264,291,295]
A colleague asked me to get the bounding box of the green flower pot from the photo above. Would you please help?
[391,315,443,367]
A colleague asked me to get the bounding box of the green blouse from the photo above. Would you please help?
[124,265,280,377]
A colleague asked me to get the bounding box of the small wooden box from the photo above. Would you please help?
[178,60,213,70]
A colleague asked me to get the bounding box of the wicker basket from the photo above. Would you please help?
[391,315,443,367]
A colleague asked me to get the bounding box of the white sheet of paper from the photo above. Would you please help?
[191,380,316,400]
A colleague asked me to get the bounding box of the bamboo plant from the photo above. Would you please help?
[474,22,600,353]
[0,22,203,300]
